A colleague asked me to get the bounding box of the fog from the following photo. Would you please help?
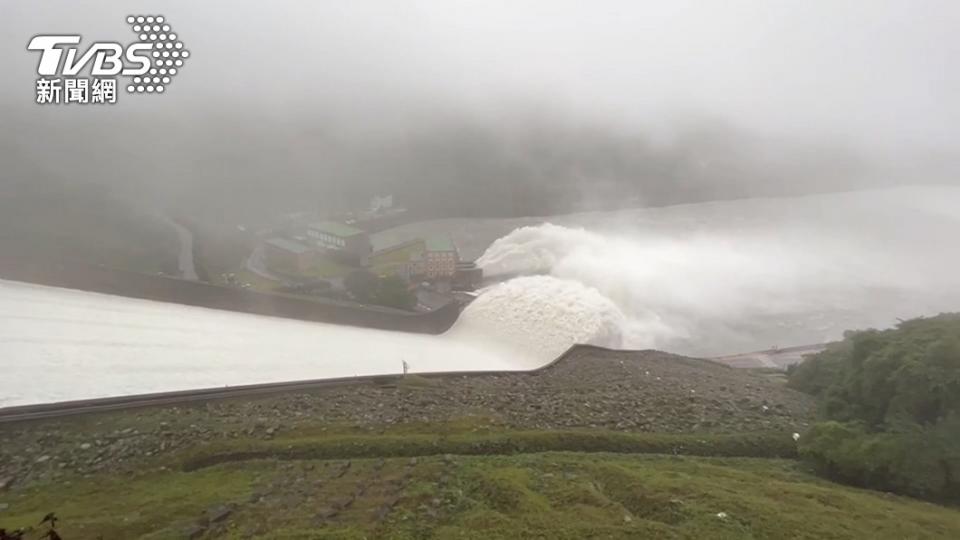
[2,1,959,221]
[2,2,960,365]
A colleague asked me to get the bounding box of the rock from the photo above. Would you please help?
[375,504,391,521]
[0,477,12,490]
[184,525,207,539]
[35,455,51,464]
[334,497,354,510]
[208,505,232,523]
[315,506,339,519]
[334,461,352,478]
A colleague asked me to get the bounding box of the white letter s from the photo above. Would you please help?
[123,43,151,75]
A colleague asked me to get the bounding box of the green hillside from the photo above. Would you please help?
[1,424,958,539]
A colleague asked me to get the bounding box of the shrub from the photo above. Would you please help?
[180,430,797,472]
[800,417,960,500]
[789,314,960,501]
[344,271,416,310]
[344,270,379,303]
[375,275,416,310]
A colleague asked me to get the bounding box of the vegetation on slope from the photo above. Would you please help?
[1,344,956,537]
[1,424,959,539]
[788,313,960,501]
[345,271,417,310]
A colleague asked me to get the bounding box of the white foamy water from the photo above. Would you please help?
[4,186,960,405]
[447,275,626,359]
[0,280,528,407]
[472,186,960,356]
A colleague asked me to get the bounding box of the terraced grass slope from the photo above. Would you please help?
[1,350,814,485]
[1,427,959,539]
[2,350,956,538]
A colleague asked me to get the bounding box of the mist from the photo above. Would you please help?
[2,2,960,357]
[473,186,960,356]
[1,1,959,225]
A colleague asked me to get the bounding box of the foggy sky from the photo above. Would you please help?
[2,1,959,219]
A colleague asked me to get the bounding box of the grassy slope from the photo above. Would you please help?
[2,424,959,539]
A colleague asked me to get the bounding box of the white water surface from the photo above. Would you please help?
[4,186,960,406]
[0,280,529,407]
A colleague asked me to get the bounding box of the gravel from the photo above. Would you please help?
[0,349,814,490]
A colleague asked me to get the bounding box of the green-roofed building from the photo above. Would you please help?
[425,236,457,252]
[308,221,365,238]
[263,237,316,273]
[306,220,372,265]
[265,237,311,254]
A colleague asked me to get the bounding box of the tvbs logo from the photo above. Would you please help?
[27,15,189,104]
[28,35,152,77]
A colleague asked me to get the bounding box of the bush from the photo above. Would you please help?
[344,270,379,303]
[181,430,798,472]
[789,314,960,501]
[799,417,960,500]
[786,340,851,397]
[375,275,416,310]
[344,271,416,310]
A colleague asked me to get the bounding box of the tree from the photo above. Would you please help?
[375,275,416,310]
[344,271,416,310]
[344,270,379,303]
[789,313,960,501]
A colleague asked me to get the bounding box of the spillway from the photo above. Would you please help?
[4,186,960,406]
[0,280,530,407]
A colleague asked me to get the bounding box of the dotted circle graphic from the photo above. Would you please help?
[125,15,189,94]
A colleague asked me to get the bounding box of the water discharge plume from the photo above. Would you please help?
[477,223,597,278]
[449,275,625,363]
[475,223,839,354]
[472,189,960,356]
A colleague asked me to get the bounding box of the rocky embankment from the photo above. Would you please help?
[0,348,815,491]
